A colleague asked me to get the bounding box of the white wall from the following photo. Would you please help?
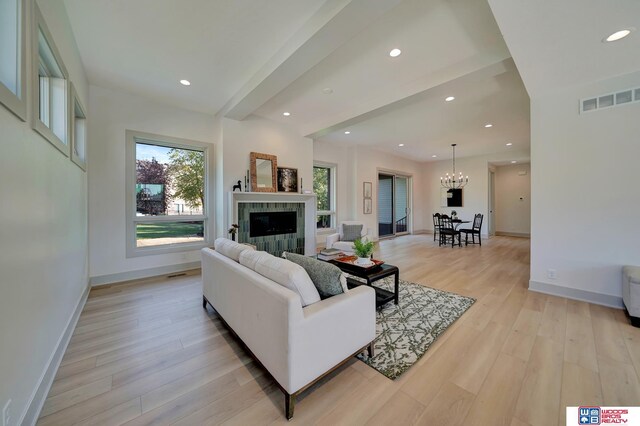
[530,71,640,306]
[0,0,89,423]
[222,116,313,231]
[422,149,530,235]
[314,142,427,240]
[495,163,530,236]
[88,85,218,281]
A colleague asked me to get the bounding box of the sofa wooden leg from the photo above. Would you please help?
[202,295,207,309]
[367,341,375,358]
[285,392,295,420]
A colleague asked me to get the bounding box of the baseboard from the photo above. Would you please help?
[21,282,91,426]
[412,229,431,235]
[529,280,623,309]
[90,261,201,287]
[496,231,530,238]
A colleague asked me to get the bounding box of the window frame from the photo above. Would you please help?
[32,4,70,155]
[125,130,215,258]
[69,83,87,171]
[0,0,27,120]
[313,162,337,234]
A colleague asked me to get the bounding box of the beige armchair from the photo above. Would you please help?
[326,221,370,254]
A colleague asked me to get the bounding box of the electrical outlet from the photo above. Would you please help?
[3,399,11,426]
[547,269,557,280]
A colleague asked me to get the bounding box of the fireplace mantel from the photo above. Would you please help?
[229,192,317,255]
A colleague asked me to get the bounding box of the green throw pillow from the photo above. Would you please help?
[342,224,363,242]
[283,252,344,300]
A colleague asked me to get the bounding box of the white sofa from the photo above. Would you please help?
[326,221,370,254]
[623,266,640,327]
[201,241,376,419]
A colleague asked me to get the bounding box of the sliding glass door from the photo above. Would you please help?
[378,173,411,238]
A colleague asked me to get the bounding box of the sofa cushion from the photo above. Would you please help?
[240,250,320,307]
[214,238,254,262]
[283,252,346,300]
[342,224,363,242]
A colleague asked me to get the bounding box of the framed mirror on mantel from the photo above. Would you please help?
[250,152,278,192]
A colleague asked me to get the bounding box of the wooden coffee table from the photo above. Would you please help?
[330,261,399,308]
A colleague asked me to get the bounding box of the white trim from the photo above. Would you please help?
[0,0,27,121]
[20,282,91,426]
[125,130,216,258]
[529,280,623,309]
[32,4,70,156]
[90,261,201,287]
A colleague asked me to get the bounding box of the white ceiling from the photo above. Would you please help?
[488,0,640,97]
[63,0,327,114]
[62,0,535,161]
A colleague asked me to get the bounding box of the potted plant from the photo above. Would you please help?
[228,224,239,241]
[353,238,375,265]
[451,210,457,219]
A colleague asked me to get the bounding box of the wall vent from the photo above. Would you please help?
[580,87,640,113]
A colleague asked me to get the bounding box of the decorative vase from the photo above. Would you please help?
[230,233,236,242]
[356,257,372,266]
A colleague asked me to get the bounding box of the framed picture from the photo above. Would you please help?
[277,167,298,192]
[440,187,463,207]
[363,198,372,214]
[363,181,372,199]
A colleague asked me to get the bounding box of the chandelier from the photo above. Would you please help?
[440,144,468,189]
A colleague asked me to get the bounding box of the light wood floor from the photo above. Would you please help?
[38,236,640,425]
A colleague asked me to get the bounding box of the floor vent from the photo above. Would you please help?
[580,87,640,113]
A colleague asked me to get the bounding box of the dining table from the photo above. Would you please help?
[451,218,470,230]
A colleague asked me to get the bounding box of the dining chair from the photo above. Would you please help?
[432,213,441,241]
[438,215,461,247]
[460,213,483,246]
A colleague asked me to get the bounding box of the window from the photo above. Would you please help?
[0,0,27,120]
[126,131,213,256]
[313,163,336,230]
[70,84,87,170]
[33,6,69,155]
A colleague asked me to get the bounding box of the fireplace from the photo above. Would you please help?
[250,211,297,237]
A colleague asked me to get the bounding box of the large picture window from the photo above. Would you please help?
[313,163,336,230]
[0,0,27,120]
[126,131,213,256]
[33,5,69,154]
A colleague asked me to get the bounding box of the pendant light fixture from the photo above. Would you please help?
[440,144,468,189]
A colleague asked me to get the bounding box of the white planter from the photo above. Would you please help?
[356,257,372,266]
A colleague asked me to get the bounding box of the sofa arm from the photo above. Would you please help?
[325,233,340,249]
[288,286,376,392]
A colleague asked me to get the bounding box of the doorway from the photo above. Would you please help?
[488,169,496,236]
[378,173,411,238]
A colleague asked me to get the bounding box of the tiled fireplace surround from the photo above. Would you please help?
[229,192,317,256]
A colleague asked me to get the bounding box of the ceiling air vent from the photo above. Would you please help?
[580,87,640,113]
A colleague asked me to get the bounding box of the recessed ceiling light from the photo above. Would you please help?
[344,131,351,134]
[322,88,334,94]
[445,96,455,102]
[179,79,191,86]
[511,160,517,164]
[604,28,633,42]
[398,143,404,147]
[432,155,437,158]
[506,142,513,146]
[484,123,493,128]
[389,48,402,57]
[283,112,291,116]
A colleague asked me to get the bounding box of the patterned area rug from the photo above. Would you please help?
[354,276,475,380]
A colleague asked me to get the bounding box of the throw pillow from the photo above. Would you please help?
[342,224,363,242]
[283,252,345,299]
[240,250,321,307]
[215,237,254,262]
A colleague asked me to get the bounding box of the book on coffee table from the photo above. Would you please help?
[318,248,344,260]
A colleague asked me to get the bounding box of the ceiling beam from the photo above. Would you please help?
[219,0,405,121]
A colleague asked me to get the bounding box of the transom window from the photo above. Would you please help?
[0,0,26,119]
[126,131,212,256]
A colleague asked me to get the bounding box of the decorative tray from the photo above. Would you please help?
[333,255,384,269]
